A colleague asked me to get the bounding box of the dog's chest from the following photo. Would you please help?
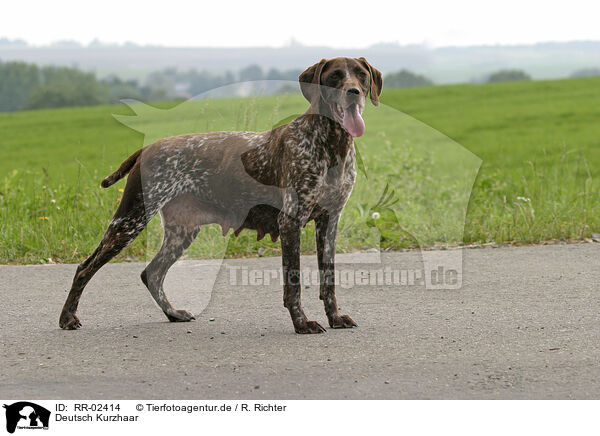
[316,146,356,211]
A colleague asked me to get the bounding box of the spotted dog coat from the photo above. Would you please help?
[59,57,382,334]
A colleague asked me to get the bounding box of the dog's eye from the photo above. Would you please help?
[329,70,343,80]
[325,70,344,87]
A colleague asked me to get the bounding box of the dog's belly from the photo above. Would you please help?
[158,167,284,237]
[162,192,282,241]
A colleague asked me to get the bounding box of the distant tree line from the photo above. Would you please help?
[570,68,600,78]
[0,61,168,112]
[481,67,600,82]
[145,64,304,97]
[0,61,306,112]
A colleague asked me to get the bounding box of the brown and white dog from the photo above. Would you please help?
[59,57,382,334]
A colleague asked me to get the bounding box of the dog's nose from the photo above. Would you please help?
[346,87,360,95]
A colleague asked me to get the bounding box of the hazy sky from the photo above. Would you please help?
[3,0,600,48]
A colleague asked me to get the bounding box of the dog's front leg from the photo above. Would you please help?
[278,212,326,334]
[315,212,358,328]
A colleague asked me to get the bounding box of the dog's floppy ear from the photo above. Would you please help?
[357,57,383,106]
[299,58,328,104]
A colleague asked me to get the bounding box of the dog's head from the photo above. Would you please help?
[299,57,382,137]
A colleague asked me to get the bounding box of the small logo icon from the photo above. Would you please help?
[3,402,50,433]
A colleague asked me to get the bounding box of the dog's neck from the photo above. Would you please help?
[241,104,353,187]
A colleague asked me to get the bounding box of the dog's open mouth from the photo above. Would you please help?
[334,103,365,138]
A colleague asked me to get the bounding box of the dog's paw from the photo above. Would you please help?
[166,309,196,322]
[59,312,82,330]
[328,314,358,329]
[295,320,326,334]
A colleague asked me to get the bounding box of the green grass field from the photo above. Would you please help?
[2,76,600,264]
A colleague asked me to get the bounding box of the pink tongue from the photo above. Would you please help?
[342,104,365,137]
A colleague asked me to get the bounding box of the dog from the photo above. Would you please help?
[59,57,382,334]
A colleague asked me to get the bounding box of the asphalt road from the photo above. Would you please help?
[1,243,598,399]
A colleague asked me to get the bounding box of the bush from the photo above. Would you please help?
[384,70,433,88]
[486,70,531,83]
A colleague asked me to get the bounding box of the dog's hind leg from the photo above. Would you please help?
[59,209,150,329]
[140,194,204,322]
[140,222,199,322]
[59,166,158,329]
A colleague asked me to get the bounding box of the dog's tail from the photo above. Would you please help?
[101,148,143,188]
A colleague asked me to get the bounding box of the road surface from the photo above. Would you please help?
[1,243,598,399]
